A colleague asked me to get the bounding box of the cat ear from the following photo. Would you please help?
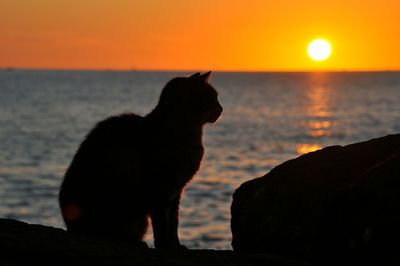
[200,71,212,82]
[189,73,201,78]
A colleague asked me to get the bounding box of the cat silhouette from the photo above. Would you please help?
[59,72,222,249]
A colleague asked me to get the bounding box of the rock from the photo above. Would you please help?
[0,218,304,266]
[231,134,400,264]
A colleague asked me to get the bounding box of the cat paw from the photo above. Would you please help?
[154,240,187,250]
[136,240,150,249]
[177,244,188,250]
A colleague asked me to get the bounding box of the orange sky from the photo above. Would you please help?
[1,0,399,71]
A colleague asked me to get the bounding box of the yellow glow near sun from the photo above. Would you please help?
[308,39,332,61]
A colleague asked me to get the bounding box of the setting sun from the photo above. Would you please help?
[308,39,332,61]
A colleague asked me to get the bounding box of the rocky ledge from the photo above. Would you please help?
[0,218,304,266]
[231,134,400,265]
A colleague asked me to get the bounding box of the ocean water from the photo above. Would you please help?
[0,70,399,249]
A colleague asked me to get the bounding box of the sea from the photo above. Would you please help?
[0,70,399,249]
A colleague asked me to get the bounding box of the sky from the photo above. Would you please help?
[1,0,400,71]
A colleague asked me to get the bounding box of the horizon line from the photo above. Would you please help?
[1,67,400,73]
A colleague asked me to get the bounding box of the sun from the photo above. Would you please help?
[307,39,332,61]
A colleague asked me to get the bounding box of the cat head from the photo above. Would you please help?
[157,71,223,125]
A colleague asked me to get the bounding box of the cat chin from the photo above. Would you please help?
[204,106,223,124]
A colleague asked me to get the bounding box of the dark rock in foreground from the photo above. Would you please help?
[231,134,400,265]
[0,218,303,266]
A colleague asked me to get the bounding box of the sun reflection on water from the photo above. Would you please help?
[308,120,331,129]
[299,74,335,154]
[306,85,332,137]
[296,143,323,155]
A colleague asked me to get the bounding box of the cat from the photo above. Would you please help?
[59,72,222,249]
